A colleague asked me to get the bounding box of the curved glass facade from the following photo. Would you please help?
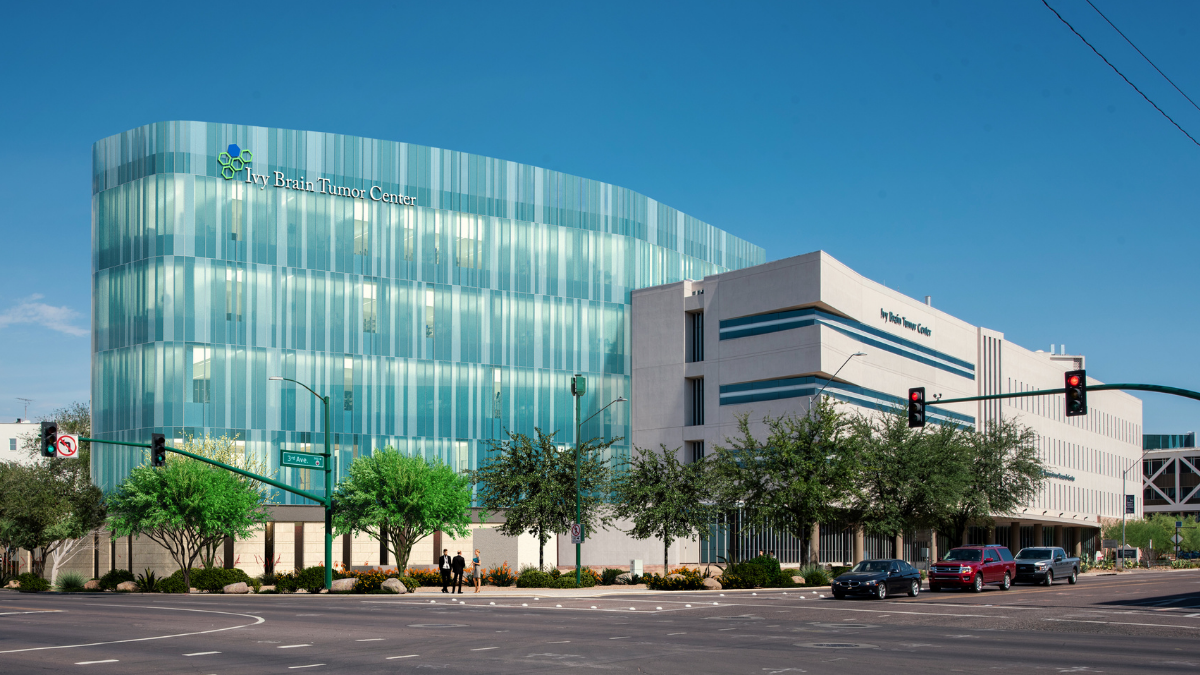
[91,121,764,501]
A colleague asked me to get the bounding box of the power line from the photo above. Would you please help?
[1085,0,1200,115]
[1041,0,1200,148]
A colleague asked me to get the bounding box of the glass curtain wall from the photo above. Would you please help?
[91,122,764,503]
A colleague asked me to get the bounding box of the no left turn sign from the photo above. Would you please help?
[56,434,79,458]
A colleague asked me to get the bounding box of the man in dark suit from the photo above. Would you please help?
[451,550,467,594]
[438,549,453,593]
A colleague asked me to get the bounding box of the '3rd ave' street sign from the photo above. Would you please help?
[280,451,325,470]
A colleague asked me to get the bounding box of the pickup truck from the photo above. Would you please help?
[1014,546,1079,585]
[928,545,1017,593]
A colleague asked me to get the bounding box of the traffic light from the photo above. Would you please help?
[151,433,167,467]
[40,421,58,457]
[1064,369,1087,417]
[908,387,926,428]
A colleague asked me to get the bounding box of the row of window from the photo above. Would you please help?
[1007,377,1140,445]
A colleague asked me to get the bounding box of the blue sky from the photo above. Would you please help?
[0,1,1196,432]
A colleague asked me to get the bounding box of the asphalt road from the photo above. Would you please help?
[2,571,1200,674]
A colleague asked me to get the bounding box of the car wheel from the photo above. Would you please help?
[971,574,984,593]
[908,580,920,597]
[1000,573,1011,590]
[1068,569,1078,585]
[833,591,845,600]
[1043,570,1054,586]
[875,584,887,600]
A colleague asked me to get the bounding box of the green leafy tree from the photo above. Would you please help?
[331,449,472,571]
[933,416,1045,546]
[611,445,712,570]
[106,458,269,588]
[3,402,105,581]
[849,407,966,538]
[472,428,616,569]
[1104,513,1194,558]
[708,396,860,564]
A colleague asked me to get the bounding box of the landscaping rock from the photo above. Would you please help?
[702,578,722,590]
[330,578,356,592]
[792,576,805,585]
[616,573,633,584]
[665,573,684,581]
[116,581,137,592]
[223,582,250,594]
[259,585,276,592]
[5,580,19,589]
[84,580,101,590]
[381,578,407,594]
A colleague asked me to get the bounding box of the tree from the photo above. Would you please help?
[331,449,472,571]
[611,445,712,570]
[105,458,269,588]
[472,428,616,569]
[933,416,1045,546]
[708,396,860,564]
[4,402,105,581]
[1104,514,1194,558]
[849,407,966,539]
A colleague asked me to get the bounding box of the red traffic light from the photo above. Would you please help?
[1067,374,1081,387]
[910,391,920,401]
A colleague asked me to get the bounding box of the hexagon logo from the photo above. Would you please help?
[217,144,253,180]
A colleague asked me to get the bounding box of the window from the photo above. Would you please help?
[455,441,469,473]
[343,358,354,411]
[402,209,414,261]
[191,347,212,403]
[491,368,502,418]
[425,288,435,338]
[8,438,15,451]
[362,281,377,333]
[225,268,244,321]
[686,311,704,363]
[998,548,1014,562]
[230,182,244,241]
[456,216,481,269]
[688,441,705,463]
[688,378,705,426]
[353,201,369,256]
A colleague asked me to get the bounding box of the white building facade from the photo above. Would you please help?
[630,251,1143,566]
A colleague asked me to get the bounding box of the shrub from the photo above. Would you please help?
[645,567,707,591]
[16,573,50,592]
[98,568,136,591]
[158,572,188,594]
[797,564,829,587]
[404,568,443,587]
[600,568,625,585]
[190,567,253,593]
[721,556,797,589]
[830,566,851,579]
[136,569,160,592]
[54,572,87,593]
[293,566,328,593]
[485,562,516,587]
[517,565,553,588]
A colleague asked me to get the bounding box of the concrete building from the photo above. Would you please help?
[0,420,42,465]
[630,251,1143,567]
[1142,433,1200,518]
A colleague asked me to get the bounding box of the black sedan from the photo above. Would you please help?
[832,559,922,600]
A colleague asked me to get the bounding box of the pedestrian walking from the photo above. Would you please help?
[452,550,467,594]
[439,549,453,593]
[472,549,482,593]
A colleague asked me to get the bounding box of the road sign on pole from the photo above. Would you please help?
[55,434,79,458]
[570,522,584,545]
[281,451,325,470]
[1171,534,1183,544]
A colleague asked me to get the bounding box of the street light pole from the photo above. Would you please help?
[809,352,866,411]
[270,376,333,591]
[571,374,626,585]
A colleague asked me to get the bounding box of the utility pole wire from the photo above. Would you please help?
[1085,0,1200,116]
[1041,0,1200,148]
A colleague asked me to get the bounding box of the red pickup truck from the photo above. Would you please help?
[928,545,1016,592]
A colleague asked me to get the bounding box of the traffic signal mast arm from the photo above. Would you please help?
[79,436,327,505]
[931,383,1200,406]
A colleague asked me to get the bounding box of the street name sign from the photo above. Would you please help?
[280,451,325,470]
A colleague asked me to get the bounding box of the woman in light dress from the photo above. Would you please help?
[472,549,482,593]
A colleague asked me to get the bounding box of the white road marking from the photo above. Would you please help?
[0,610,63,616]
[386,655,419,660]
[1047,618,1200,630]
[355,638,384,642]
[183,651,221,656]
[287,665,325,669]
[0,605,265,655]
[278,644,312,649]
[547,640,571,643]
[610,636,630,640]
[668,632,686,636]
[75,660,119,665]
[471,647,498,651]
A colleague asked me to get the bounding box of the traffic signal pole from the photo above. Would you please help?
[930,382,1200,406]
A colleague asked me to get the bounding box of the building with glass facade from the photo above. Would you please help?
[91,121,764,504]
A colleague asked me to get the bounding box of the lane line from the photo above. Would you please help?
[547,640,571,643]
[471,647,498,651]
[0,610,63,616]
[287,665,325,669]
[74,660,118,665]
[355,638,384,642]
[1046,618,1200,630]
[278,644,312,649]
[386,655,418,660]
[0,605,265,655]
[183,651,221,656]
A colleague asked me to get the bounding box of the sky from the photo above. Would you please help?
[0,0,1196,433]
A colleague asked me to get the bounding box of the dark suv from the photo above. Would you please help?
[928,545,1016,592]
